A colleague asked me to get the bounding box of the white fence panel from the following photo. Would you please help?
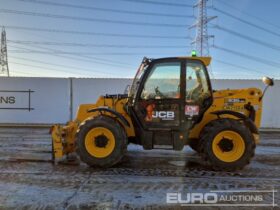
[0,77,70,124]
[0,77,277,128]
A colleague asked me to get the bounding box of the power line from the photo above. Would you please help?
[215,0,280,30]
[119,0,193,7]
[4,25,190,39]
[7,40,187,49]
[0,9,188,28]
[9,47,134,77]
[214,45,280,70]
[9,61,94,77]
[9,50,186,55]
[8,35,139,68]
[214,25,280,52]
[8,42,190,57]
[213,59,271,76]
[8,43,134,68]
[13,0,193,18]
[212,7,280,38]
[11,70,42,76]
[10,55,126,77]
[9,55,121,76]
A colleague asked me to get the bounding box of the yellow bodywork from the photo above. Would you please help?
[51,96,134,159]
[51,56,263,160]
[51,87,263,160]
[189,87,262,141]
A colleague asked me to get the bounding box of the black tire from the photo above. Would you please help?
[199,118,255,171]
[189,139,201,153]
[76,116,127,167]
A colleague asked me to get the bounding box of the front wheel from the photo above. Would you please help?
[189,139,201,153]
[199,119,255,171]
[76,116,127,167]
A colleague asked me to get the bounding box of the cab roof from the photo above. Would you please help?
[149,56,212,66]
[178,56,211,66]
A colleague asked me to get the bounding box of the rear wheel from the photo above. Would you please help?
[200,118,255,171]
[76,116,127,167]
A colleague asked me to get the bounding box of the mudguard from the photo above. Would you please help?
[88,107,130,127]
[211,110,259,134]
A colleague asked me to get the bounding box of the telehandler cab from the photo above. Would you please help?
[51,54,273,171]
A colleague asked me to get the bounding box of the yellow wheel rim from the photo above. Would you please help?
[212,130,245,163]
[85,127,115,158]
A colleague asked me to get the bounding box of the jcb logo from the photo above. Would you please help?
[152,111,175,120]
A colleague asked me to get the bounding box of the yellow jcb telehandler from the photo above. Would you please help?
[51,54,273,171]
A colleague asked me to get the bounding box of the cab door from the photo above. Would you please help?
[132,59,188,149]
[184,60,213,123]
[134,60,184,129]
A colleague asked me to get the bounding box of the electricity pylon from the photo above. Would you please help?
[0,27,9,77]
[190,0,216,56]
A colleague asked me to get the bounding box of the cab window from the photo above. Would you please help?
[186,61,211,103]
[141,62,181,99]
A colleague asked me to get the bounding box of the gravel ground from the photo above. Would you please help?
[0,127,279,210]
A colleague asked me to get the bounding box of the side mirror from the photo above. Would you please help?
[259,76,274,101]
[262,77,274,86]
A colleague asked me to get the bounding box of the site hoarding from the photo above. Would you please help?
[0,77,278,128]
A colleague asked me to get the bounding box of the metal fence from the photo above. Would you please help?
[0,77,278,128]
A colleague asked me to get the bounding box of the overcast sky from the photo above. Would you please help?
[1,0,280,79]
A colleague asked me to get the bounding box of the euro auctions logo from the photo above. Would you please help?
[167,192,217,204]
[166,189,278,207]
